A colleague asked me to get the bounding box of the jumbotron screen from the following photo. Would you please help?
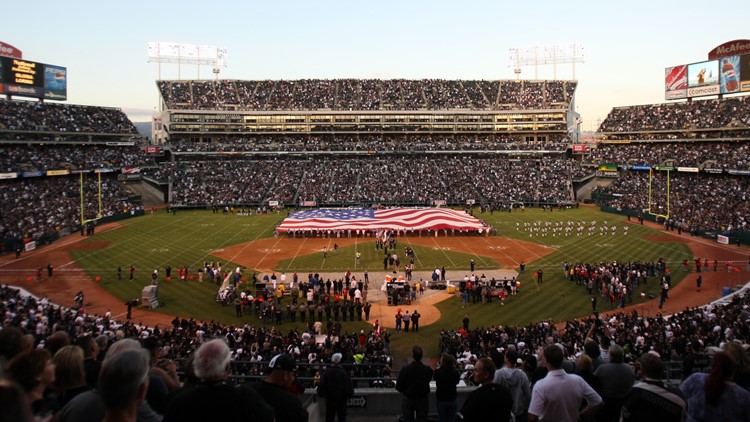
[0,56,67,100]
[666,53,749,100]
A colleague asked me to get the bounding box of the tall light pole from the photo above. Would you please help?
[509,44,584,80]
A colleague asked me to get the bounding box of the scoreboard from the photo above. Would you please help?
[0,56,67,100]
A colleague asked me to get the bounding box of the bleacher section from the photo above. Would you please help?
[157,79,578,111]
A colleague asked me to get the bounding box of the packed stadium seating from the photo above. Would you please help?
[2,85,750,248]
[157,79,578,110]
[599,95,750,133]
[0,100,146,245]
[4,78,750,421]
[0,99,138,141]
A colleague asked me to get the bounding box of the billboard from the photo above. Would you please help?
[665,65,687,100]
[686,60,720,98]
[719,56,740,94]
[741,54,750,92]
[0,41,22,59]
[708,40,750,60]
[0,56,67,100]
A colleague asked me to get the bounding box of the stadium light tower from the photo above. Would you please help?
[147,42,228,80]
[509,44,584,80]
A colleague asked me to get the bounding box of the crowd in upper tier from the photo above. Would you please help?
[599,95,750,133]
[0,100,138,137]
[0,144,154,173]
[157,79,577,111]
[585,141,750,169]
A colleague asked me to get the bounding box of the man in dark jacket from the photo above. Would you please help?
[396,345,434,422]
[620,353,685,422]
[317,353,354,422]
[459,357,514,421]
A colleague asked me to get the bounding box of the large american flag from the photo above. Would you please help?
[276,208,486,232]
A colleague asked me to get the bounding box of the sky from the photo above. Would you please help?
[3,0,749,130]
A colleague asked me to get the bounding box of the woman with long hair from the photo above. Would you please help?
[52,345,90,409]
[433,353,460,422]
[5,349,57,420]
[681,351,750,421]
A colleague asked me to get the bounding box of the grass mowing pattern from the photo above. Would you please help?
[276,243,500,273]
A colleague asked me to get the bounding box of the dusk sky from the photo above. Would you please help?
[4,0,749,130]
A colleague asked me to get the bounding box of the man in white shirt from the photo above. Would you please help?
[528,345,603,422]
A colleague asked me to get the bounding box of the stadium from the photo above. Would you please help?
[1,36,750,421]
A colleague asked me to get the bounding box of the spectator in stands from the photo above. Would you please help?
[620,352,685,422]
[723,341,750,390]
[164,338,273,422]
[5,349,56,420]
[52,345,90,410]
[0,327,31,378]
[0,378,33,422]
[56,339,162,422]
[99,348,150,422]
[433,353,460,422]
[494,347,531,422]
[593,343,635,421]
[316,352,354,422]
[247,353,308,422]
[458,357,513,421]
[681,351,750,421]
[396,345,434,422]
[682,339,709,381]
[528,344,603,422]
[78,336,101,389]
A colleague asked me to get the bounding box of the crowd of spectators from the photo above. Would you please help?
[585,141,750,169]
[0,100,138,136]
[439,283,750,385]
[599,96,750,133]
[0,284,392,420]
[2,276,749,420]
[166,156,575,208]
[157,79,577,111]
[0,144,154,173]
[0,175,141,242]
[167,134,570,153]
[593,172,750,233]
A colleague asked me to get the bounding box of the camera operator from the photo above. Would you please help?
[126,299,138,320]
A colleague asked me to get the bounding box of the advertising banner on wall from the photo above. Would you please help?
[687,60,720,97]
[741,53,750,92]
[0,57,67,100]
[719,56,741,94]
[665,65,688,100]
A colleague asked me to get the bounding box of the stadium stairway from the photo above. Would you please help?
[124,181,166,207]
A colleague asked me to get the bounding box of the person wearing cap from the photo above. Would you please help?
[396,345,434,422]
[247,353,308,422]
[317,353,354,422]
[163,339,273,422]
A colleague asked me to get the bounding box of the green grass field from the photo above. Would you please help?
[70,207,691,357]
